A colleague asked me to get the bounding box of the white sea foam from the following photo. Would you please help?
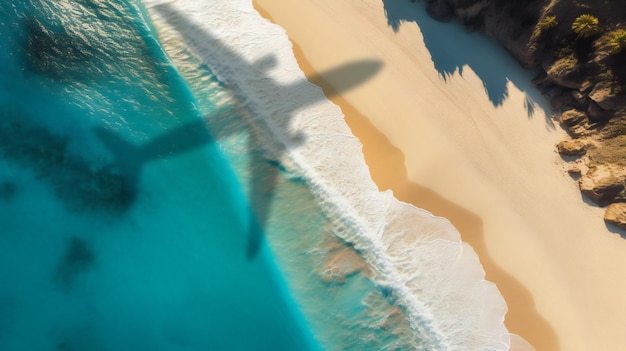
[142,0,511,349]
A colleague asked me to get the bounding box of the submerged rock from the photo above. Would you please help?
[0,116,135,214]
[0,181,17,201]
[54,237,95,289]
[24,19,92,80]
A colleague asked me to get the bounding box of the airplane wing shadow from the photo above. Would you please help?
[95,3,382,260]
[245,129,278,259]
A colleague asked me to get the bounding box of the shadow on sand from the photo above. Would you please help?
[381,0,553,125]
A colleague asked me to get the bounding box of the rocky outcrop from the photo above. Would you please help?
[567,163,582,175]
[557,139,587,156]
[550,89,578,110]
[545,57,585,90]
[604,203,626,229]
[559,109,590,137]
[559,109,586,126]
[579,165,626,206]
[422,0,626,230]
[589,82,624,111]
[587,101,613,120]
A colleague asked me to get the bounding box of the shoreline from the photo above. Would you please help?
[252,1,531,344]
[145,1,510,348]
[253,1,626,350]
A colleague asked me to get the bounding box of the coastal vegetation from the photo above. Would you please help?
[537,15,557,32]
[607,29,626,54]
[422,0,626,228]
[572,14,599,38]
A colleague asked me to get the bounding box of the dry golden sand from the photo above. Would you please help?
[253,1,626,350]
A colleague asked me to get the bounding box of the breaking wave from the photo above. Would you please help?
[142,0,511,349]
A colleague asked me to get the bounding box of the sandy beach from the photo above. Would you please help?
[253,0,626,350]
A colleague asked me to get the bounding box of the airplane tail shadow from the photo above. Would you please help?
[245,130,278,260]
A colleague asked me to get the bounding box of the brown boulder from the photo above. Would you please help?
[579,80,594,94]
[559,109,589,137]
[550,91,576,110]
[589,82,624,111]
[546,57,585,89]
[567,164,582,176]
[557,140,587,156]
[604,203,626,229]
[587,101,612,120]
[559,109,587,127]
[571,90,588,105]
[579,166,625,206]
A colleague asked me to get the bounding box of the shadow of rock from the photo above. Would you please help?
[605,221,626,239]
[381,0,554,127]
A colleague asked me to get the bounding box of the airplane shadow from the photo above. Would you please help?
[381,0,554,125]
[93,3,382,260]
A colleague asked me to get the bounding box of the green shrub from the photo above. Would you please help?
[572,14,600,38]
[554,38,574,59]
[548,55,578,77]
[538,15,558,32]
[608,29,626,54]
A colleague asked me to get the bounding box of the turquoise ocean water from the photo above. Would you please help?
[0,0,416,350]
[0,0,322,349]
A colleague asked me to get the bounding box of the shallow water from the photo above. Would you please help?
[147,4,418,349]
[0,1,322,350]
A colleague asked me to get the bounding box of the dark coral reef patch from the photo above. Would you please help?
[0,109,134,214]
[54,237,95,289]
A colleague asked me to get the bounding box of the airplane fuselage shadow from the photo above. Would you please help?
[12,1,380,259]
[5,1,381,263]
[120,3,383,259]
